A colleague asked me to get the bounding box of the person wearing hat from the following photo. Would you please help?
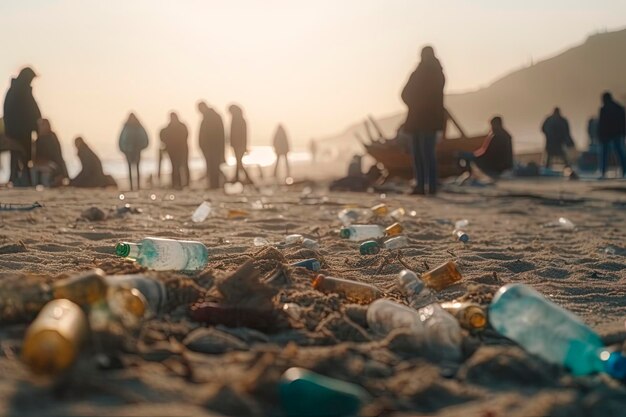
[3,67,41,185]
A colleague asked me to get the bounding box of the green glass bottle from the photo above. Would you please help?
[115,237,208,272]
[359,240,381,255]
[279,367,369,417]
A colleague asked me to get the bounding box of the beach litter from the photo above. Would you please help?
[0,201,43,211]
[115,237,209,271]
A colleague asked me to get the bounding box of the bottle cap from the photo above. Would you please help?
[339,228,351,239]
[115,242,131,257]
[605,351,626,380]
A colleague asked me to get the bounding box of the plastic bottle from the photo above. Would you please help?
[191,201,213,223]
[21,299,88,375]
[254,237,271,246]
[359,240,381,255]
[385,222,403,236]
[370,203,389,216]
[453,229,469,243]
[367,299,462,362]
[397,270,436,309]
[421,260,462,291]
[104,275,167,316]
[390,207,405,221]
[312,275,382,303]
[557,217,575,230]
[489,283,626,377]
[279,367,369,417]
[51,269,108,307]
[291,259,321,272]
[115,237,209,272]
[441,301,486,331]
[285,234,304,245]
[384,235,409,250]
[227,209,249,219]
[339,225,384,241]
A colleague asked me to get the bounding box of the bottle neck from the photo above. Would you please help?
[115,242,141,259]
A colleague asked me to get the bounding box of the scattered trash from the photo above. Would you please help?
[191,201,213,223]
[114,204,142,217]
[282,303,303,321]
[397,269,436,309]
[455,219,469,230]
[291,258,321,272]
[81,206,106,221]
[312,275,382,303]
[370,203,389,216]
[544,217,576,230]
[115,237,209,271]
[441,300,486,331]
[104,274,168,316]
[254,237,271,247]
[385,222,403,236]
[360,236,409,255]
[453,229,469,243]
[284,234,319,250]
[21,299,88,376]
[359,240,381,255]
[0,201,43,211]
[490,283,626,378]
[227,209,249,219]
[279,367,370,417]
[390,207,405,221]
[340,225,384,241]
[383,235,409,250]
[421,260,463,291]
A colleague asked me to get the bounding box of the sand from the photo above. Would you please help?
[0,178,626,417]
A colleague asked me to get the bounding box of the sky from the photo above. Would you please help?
[1,0,625,160]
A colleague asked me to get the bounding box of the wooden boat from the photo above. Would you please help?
[361,111,486,179]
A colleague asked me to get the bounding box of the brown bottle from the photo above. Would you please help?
[384,222,403,237]
[441,301,487,331]
[21,299,88,375]
[312,275,382,303]
[52,269,108,307]
[421,260,462,291]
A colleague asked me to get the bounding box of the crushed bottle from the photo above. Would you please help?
[291,258,321,272]
[453,229,469,243]
[489,283,626,377]
[441,300,486,331]
[191,201,213,223]
[115,237,209,272]
[312,275,382,303]
[367,299,462,362]
[21,299,88,375]
[421,260,462,291]
[279,367,369,417]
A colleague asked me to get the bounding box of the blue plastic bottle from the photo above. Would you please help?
[489,283,626,377]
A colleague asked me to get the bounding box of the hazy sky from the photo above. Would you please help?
[1,0,625,159]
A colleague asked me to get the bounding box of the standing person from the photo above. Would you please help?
[541,107,575,169]
[401,46,445,195]
[33,118,68,186]
[597,92,626,178]
[3,67,41,186]
[197,101,225,190]
[228,104,253,184]
[70,137,117,188]
[272,124,290,179]
[160,112,189,189]
[118,113,149,190]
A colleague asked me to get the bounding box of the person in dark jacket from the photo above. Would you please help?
[461,116,513,178]
[160,112,189,189]
[597,92,626,178]
[401,46,445,195]
[272,124,290,179]
[198,101,225,189]
[33,118,68,186]
[3,67,41,185]
[228,104,253,184]
[70,137,117,188]
[119,112,149,190]
[541,108,575,169]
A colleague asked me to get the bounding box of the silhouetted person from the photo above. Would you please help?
[401,46,445,195]
[460,116,513,178]
[541,107,575,169]
[160,112,189,189]
[228,104,253,184]
[33,118,68,186]
[119,113,149,190]
[198,101,225,189]
[3,67,41,185]
[272,124,290,179]
[597,92,626,178]
[70,137,117,188]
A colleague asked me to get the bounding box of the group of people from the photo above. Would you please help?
[2,66,294,190]
[400,46,625,195]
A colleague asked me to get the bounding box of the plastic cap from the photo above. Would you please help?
[115,242,130,257]
[339,228,351,239]
[605,351,626,380]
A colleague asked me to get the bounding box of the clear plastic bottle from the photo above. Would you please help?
[421,260,463,291]
[104,275,167,316]
[21,299,88,375]
[339,225,384,241]
[285,234,319,250]
[191,201,213,223]
[115,237,209,272]
[397,270,436,309]
[453,229,469,243]
[254,237,271,246]
[367,299,462,362]
[489,284,626,377]
[390,208,405,221]
[384,236,409,250]
[313,275,382,303]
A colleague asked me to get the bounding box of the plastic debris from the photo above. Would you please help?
[370,203,389,216]
[253,237,271,247]
[339,225,384,241]
[191,201,213,222]
[453,229,469,243]
[291,258,321,272]
[441,300,486,331]
[227,209,249,219]
[455,219,469,230]
[279,367,369,417]
[390,207,405,221]
[421,260,463,291]
[115,237,209,271]
[0,201,43,211]
[359,240,381,255]
[490,283,626,377]
[383,235,409,250]
[397,270,436,309]
[282,303,303,321]
[312,275,382,303]
[385,222,403,236]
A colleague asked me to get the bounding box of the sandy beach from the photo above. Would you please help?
[1,178,626,417]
